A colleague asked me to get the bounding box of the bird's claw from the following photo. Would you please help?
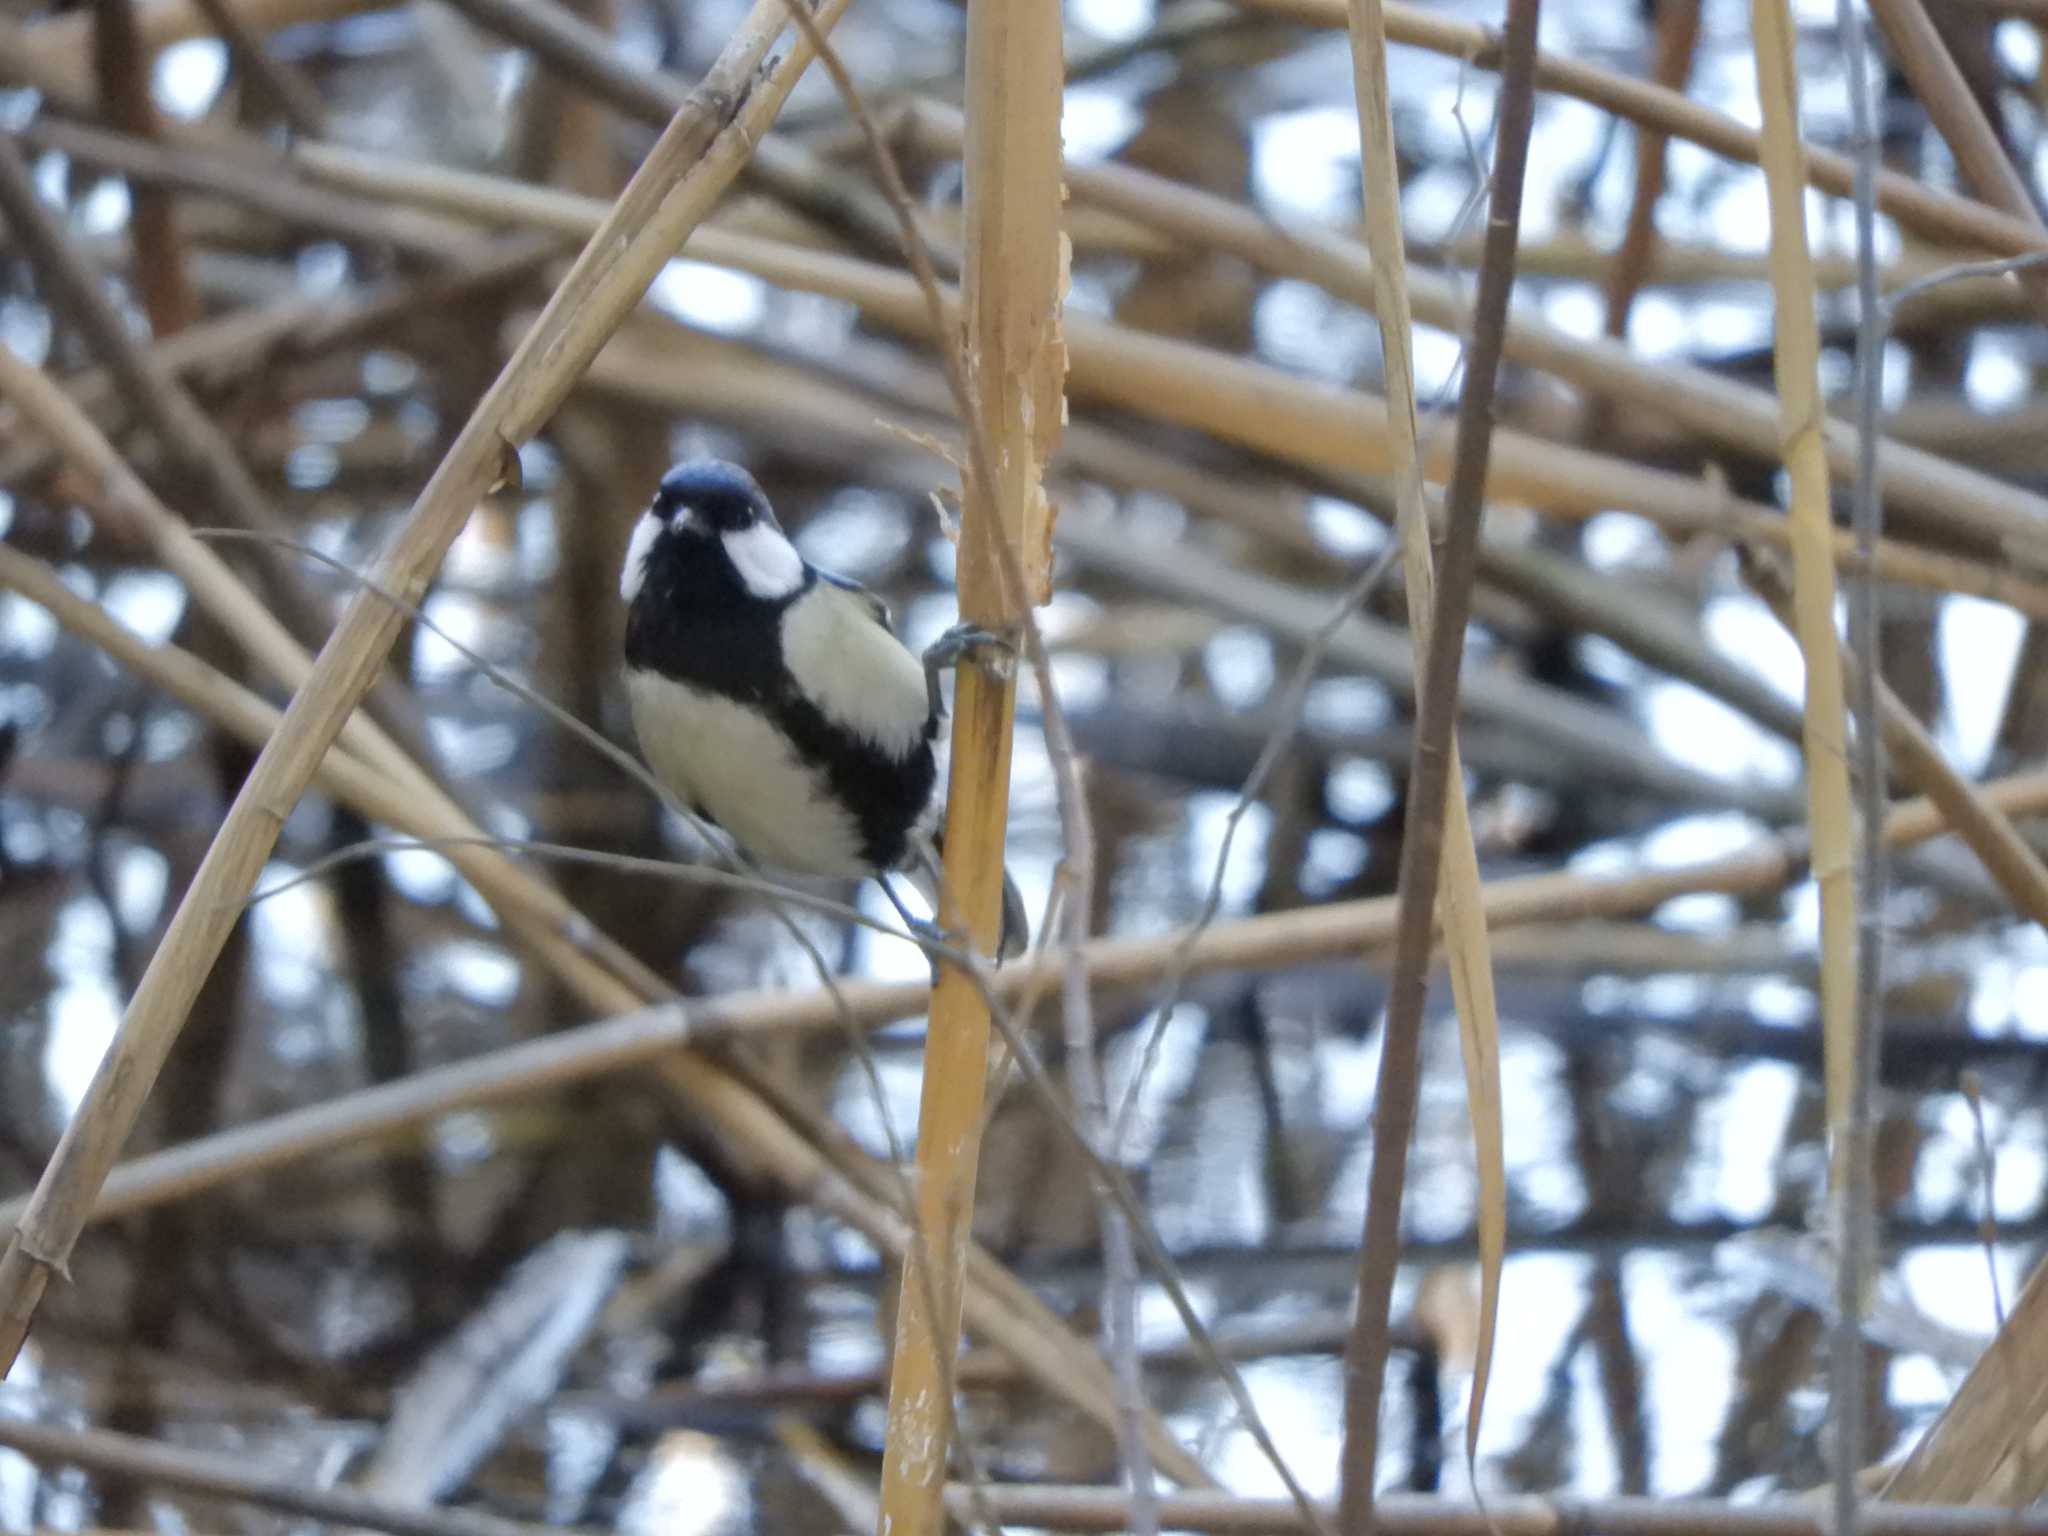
[904,914,964,981]
[921,623,1014,719]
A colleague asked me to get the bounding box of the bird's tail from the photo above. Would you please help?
[907,832,1029,963]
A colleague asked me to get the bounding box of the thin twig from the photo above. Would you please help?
[1836,4,1887,1530]
[0,1415,573,1536]
[1335,0,1540,1522]
[1343,0,1506,1480]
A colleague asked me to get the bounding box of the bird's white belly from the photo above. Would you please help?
[625,669,870,877]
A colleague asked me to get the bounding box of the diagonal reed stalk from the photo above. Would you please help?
[0,0,827,1373]
[285,142,2048,602]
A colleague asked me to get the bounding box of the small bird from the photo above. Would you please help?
[620,459,1027,961]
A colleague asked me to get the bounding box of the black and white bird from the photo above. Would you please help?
[619,459,1027,961]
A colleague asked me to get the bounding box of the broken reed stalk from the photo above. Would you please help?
[1335,0,1539,1523]
[1885,1236,2048,1501]
[1341,0,1504,1475]
[872,0,1064,1525]
[1749,0,1858,1182]
[0,0,816,1374]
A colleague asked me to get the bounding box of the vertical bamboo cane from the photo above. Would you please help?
[871,0,1063,1525]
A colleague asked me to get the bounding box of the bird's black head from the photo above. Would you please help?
[620,458,807,608]
[652,460,776,536]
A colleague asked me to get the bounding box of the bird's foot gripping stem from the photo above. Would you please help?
[921,623,1015,721]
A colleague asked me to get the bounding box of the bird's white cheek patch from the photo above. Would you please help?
[723,522,806,601]
[619,512,663,603]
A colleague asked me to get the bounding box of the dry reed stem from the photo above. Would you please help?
[1337,0,1538,1520]
[1744,554,2048,957]
[19,0,2048,265]
[896,105,2048,561]
[0,0,816,1373]
[1885,1197,2048,1504]
[15,0,382,96]
[959,1483,2048,1536]
[0,134,486,820]
[19,117,480,256]
[92,0,200,336]
[1595,0,1699,348]
[0,1414,566,1536]
[0,538,1208,1490]
[0,235,555,486]
[873,0,1064,1522]
[182,0,328,134]
[1342,0,1503,1473]
[287,146,2048,603]
[1865,0,2048,322]
[1234,0,2048,264]
[1749,0,1859,1171]
[16,750,2048,1240]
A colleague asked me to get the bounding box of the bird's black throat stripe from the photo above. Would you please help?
[624,556,938,872]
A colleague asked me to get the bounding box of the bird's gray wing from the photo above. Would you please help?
[817,569,894,634]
